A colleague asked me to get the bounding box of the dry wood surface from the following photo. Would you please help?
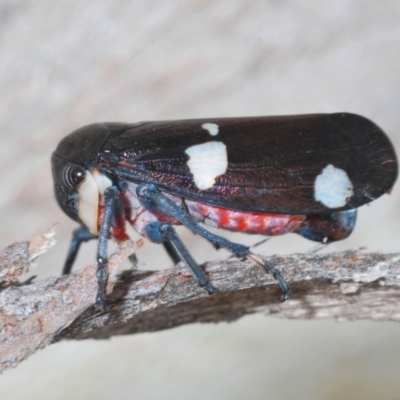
[1,228,399,373]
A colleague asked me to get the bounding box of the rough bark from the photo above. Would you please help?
[1,229,400,373]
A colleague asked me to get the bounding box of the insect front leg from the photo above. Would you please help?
[95,185,119,311]
[145,221,217,294]
[137,183,291,301]
[63,226,97,275]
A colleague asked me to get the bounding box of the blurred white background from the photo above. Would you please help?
[1,1,400,399]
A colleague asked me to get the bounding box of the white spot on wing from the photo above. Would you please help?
[314,164,354,208]
[185,141,228,190]
[202,123,219,136]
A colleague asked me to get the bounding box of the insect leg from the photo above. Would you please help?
[62,227,96,275]
[145,221,217,294]
[137,184,291,300]
[163,241,182,265]
[128,253,139,267]
[95,185,119,311]
[137,184,249,255]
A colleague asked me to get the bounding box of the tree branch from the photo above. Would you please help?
[1,228,400,373]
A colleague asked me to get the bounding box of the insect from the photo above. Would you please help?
[52,113,398,310]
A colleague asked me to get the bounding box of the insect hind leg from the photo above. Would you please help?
[137,183,291,301]
[246,253,291,301]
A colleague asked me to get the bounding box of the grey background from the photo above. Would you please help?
[1,1,400,399]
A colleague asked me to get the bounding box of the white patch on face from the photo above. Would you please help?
[78,170,112,235]
[92,170,112,197]
[201,123,219,136]
[78,172,99,235]
[185,141,228,190]
[314,164,354,208]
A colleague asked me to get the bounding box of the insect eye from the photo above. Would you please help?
[64,166,86,189]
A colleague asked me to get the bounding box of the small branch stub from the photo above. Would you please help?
[0,225,57,282]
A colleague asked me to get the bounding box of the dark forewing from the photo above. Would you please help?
[100,113,398,213]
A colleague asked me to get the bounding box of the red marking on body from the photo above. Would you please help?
[117,183,182,238]
[111,214,130,242]
[98,205,130,242]
[218,208,231,227]
[98,182,305,242]
[185,200,305,235]
[118,160,135,168]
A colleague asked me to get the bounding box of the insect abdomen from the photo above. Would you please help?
[185,200,306,235]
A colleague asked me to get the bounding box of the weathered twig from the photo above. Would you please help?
[1,229,400,373]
